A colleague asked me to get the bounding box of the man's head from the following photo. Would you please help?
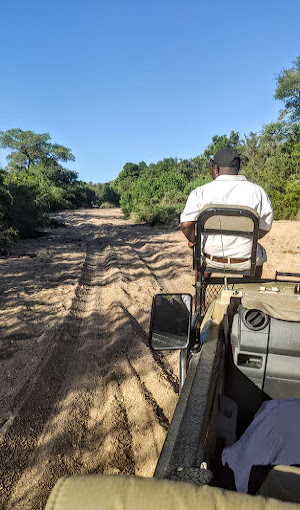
[207,148,240,179]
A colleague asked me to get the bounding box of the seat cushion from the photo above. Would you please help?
[45,474,300,510]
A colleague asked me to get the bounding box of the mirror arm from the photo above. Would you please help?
[180,349,187,390]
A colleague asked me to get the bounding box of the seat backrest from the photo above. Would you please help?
[195,204,259,277]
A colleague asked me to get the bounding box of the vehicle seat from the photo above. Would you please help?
[45,473,299,510]
[195,204,260,277]
[258,465,300,504]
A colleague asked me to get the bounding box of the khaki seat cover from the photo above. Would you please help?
[196,205,259,276]
[203,214,255,232]
[45,474,300,510]
[198,204,259,232]
[258,465,300,504]
[242,292,300,322]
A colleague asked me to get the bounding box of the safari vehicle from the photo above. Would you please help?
[45,205,300,510]
[149,205,300,498]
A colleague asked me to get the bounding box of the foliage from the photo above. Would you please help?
[0,128,75,171]
[90,182,120,207]
[0,169,17,254]
[203,131,242,159]
[113,162,147,194]
[4,170,47,237]
[114,118,300,224]
[0,130,96,252]
[1,55,299,252]
[275,55,300,122]
[113,56,300,225]
[0,226,18,255]
[119,158,210,223]
[64,181,97,208]
[0,169,12,214]
[99,201,116,209]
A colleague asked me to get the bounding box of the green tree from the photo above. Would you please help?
[93,182,119,207]
[64,181,97,208]
[39,164,78,187]
[4,170,46,236]
[0,128,75,171]
[114,162,146,194]
[0,169,17,254]
[203,131,242,160]
[240,132,260,165]
[275,55,300,122]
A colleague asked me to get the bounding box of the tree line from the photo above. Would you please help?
[0,55,299,254]
[0,129,119,254]
[114,56,300,225]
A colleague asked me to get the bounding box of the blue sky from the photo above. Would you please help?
[0,0,299,183]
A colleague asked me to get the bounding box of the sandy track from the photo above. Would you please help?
[0,209,299,509]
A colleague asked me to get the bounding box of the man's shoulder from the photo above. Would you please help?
[238,177,269,194]
[246,180,270,197]
[193,180,216,193]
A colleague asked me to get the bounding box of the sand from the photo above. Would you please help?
[0,208,299,509]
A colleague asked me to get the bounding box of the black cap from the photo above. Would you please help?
[207,148,240,168]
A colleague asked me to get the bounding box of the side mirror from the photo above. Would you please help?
[149,294,192,350]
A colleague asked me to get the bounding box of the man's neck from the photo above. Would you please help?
[218,167,239,176]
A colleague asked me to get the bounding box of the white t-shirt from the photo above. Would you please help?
[180,175,273,263]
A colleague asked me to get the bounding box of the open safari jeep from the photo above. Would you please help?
[46,206,300,510]
[149,205,300,497]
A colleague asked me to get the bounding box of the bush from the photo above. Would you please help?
[92,182,120,207]
[64,182,96,208]
[99,201,116,209]
[119,163,191,224]
[0,225,18,255]
[270,179,300,220]
[6,175,46,236]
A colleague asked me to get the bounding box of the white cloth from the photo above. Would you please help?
[180,175,273,265]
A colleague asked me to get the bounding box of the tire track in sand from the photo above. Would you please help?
[107,230,180,395]
[0,242,96,509]
[1,211,180,509]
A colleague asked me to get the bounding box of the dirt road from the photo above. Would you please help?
[0,209,299,509]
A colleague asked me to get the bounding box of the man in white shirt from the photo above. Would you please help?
[180,148,273,277]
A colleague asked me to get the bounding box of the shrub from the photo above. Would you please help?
[0,225,18,255]
[6,175,46,236]
[99,201,116,209]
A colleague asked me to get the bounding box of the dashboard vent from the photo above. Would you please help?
[242,309,269,331]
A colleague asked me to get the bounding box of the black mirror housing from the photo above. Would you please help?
[149,293,192,350]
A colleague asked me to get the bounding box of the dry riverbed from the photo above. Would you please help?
[0,209,299,509]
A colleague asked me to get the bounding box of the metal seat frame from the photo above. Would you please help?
[193,205,259,314]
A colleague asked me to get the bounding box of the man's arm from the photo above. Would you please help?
[180,221,196,243]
